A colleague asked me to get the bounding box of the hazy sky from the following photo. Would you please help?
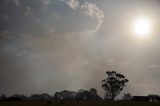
[0,0,160,98]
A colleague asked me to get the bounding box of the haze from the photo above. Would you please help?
[0,0,160,98]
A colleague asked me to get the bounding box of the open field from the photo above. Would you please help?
[0,101,160,106]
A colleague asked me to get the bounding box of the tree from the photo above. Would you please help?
[7,94,28,101]
[54,90,77,101]
[123,93,132,101]
[101,71,129,101]
[0,94,7,101]
[148,94,160,102]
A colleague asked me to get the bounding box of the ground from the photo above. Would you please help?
[0,101,160,106]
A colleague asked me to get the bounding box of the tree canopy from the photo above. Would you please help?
[102,71,129,100]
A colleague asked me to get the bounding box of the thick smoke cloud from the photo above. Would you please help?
[0,0,160,98]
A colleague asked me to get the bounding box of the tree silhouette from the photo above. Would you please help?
[148,94,160,102]
[0,94,7,101]
[101,71,129,101]
[123,93,132,101]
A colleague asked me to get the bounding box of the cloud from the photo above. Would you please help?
[149,65,159,69]
[3,15,9,22]
[16,49,40,60]
[81,2,104,32]
[24,6,32,16]
[61,0,80,10]
[41,0,51,6]
[118,61,131,69]
[105,59,132,70]
[61,0,104,32]
[14,0,20,6]
[0,31,15,39]
[40,0,51,10]
[43,25,56,35]
[17,50,32,57]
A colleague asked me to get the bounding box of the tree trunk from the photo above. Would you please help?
[111,95,115,101]
[111,91,115,101]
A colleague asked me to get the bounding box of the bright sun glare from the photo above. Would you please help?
[133,17,152,38]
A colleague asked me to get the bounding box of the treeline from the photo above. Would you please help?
[123,93,160,102]
[0,88,102,102]
[1,91,160,103]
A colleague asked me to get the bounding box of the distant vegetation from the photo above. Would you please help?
[0,71,160,105]
[0,88,102,102]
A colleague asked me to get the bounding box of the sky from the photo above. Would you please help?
[0,0,160,98]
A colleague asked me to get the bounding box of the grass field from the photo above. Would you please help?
[0,101,160,106]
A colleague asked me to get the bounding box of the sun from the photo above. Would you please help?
[132,17,152,38]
